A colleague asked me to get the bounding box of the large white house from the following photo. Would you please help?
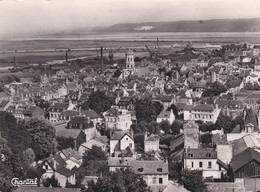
[184,148,228,179]
[103,107,132,131]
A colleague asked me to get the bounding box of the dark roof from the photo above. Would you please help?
[244,108,258,129]
[110,131,125,140]
[157,110,172,119]
[61,110,79,116]
[81,109,101,119]
[193,104,214,111]
[185,148,217,159]
[56,167,75,177]
[225,79,242,88]
[129,160,168,175]
[231,148,260,172]
[68,116,94,129]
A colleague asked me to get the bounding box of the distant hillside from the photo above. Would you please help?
[97,18,260,32]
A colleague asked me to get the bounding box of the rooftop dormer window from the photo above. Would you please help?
[157,168,162,172]
[206,153,212,158]
[137,168,144,172]
[188,153,193,158]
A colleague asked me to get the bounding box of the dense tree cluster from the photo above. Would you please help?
[85,169,151,192]
[135,99,163,123]
[81,91,113,114]
[179,170,207,192]
[0,112,57,191]
[202,82,227,97]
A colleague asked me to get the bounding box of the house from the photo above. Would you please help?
[225,79,244,94]
[184,104,221,123]
[144,133,160,152]
[231,148,260,178]
[81,109,102,127]
[41,154,76,187]
[117,97,135,111]
[157,109,175,124]
[59,110,79,121]
[49,103,69,122]
[155,95,175,109]
[59,148,82,170]
[110,131,134,157]
[24,105,45,118]
[184,148,228,179]
[67,116,97,142]
[55,123,87,148]
[108,157,135,171]
[78,136,108,155]
[129,160,169,186]
[103,107,132,131]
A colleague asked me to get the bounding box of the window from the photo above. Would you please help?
[129,143,132,148]
[152,177,156,184]
[157,168,162,172]
[159,178,163,184]
[188,153,193,158]
[191,162,194,168]
[208,162,212,168]
[126,137,128,140]
[138,168,143,172]
[199,162,203,168]
[206,153,212,158]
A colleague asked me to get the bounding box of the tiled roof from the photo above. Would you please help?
[81,109,101,119]
[129,160,168,175]
[231,148,260,172]
[60,110,79,116]
[157,110,172,119]
[110,131,125,140]
[62,148,82,160]
[185,148,217,159]
[145,134,159,142]
[56,167,75,177]
[68,116,94,129]
[193,104,214,111]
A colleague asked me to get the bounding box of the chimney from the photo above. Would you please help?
[144,132,147,141]
[79,106,82,116]
[87,116,91,124]
[52,158,57,170]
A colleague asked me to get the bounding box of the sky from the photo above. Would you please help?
[1,0,260,33]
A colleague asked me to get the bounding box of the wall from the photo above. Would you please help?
[217,144,233,164]
[144,174,168,186]
[145,140,159,152]
[120,135,134,151]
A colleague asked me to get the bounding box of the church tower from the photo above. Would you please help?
[126,49,135,71]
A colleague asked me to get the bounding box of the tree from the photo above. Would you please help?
[81,91,112,114]
[42,175,60,188]
[113,69,122,78]
[171,120,182,135]
[25,117,56,160]
[179,170,207,192]
[169,160,183,181]
[167,104,179,119]
[135,99,163,123]
[215,112,233,133]
[21,148,35,174]
[202,82,227,97]
[200,133,213,148]
[56,136,75,151]
[160,120,171,134]
[85,169,151,192]
[82,146,108,176]
[199,122,216,132]
[34,96,50,110]
[0,138,14,192]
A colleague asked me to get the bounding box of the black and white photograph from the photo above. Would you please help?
[1,0,260,191]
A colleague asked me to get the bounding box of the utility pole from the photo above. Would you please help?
[65,52,68,62]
